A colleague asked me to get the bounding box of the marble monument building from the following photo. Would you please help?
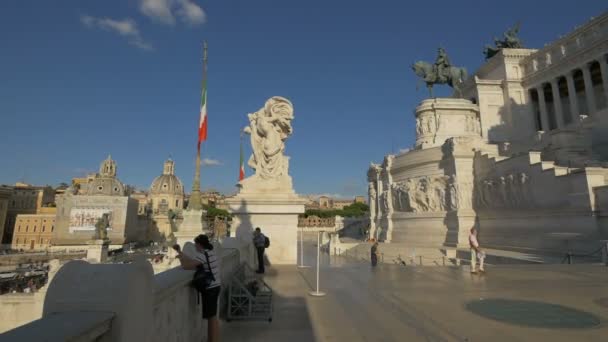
[369,14,608,253]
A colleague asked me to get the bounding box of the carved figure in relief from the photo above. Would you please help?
[448,177,459,210]
[391,184,403,211]
[368,182,377,214]
[476,172,534,210]
[412,178,428,212]
[482,180,494,208]
[474,116,481,133]
[458,179,473,209]
[430,176,448,211]
[379,191,390,215]
[427,115,435,134]
[416,118,422,135]
[497,176,508,207]
[402,179,416,212]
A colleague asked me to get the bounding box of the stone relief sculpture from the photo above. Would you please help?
[368,182,377,220]
[390,176,454,213]
[475,172,534,210]
[448,177,459,211]
[426,115,435,134]
[243,96,294,181]
[465,115,480,133]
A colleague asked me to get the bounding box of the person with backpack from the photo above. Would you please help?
[175,234,221,342]
[253,227,269,274]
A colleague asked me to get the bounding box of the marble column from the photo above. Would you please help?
[599,56,608,106]
[537,85,550,131]
[582,63,597,115]
[550,79,565,128]
[565,71,580,118]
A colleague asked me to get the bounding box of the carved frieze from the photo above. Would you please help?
[475,172,533,210]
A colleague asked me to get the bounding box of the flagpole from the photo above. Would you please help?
[188,41,207,211]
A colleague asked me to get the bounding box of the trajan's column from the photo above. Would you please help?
[226,96,306,264]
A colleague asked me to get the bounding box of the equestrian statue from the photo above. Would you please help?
[412,47,468,98]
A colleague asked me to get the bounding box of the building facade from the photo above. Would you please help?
[11,208,56,251]
[1,183,55,245]
[369,13,608,253]
[0,187,10,248]
[52,156,143,247]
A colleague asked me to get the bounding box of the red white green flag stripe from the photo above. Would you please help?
[198,79,208,151]
[239,134,245,181]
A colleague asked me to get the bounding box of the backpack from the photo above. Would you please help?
[191,251,216,296]
[264,236,270,248]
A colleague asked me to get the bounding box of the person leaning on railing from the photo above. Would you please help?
[175,234,221,342]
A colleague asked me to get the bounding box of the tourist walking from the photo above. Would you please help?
[371,241,379,267]
[253,227,268,274]
[175,234,221,342]
[469,228,485,274]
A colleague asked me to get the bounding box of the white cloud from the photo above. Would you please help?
[398,148,411,154]
[139,0,206,26]
[80,15,153,50]
[201,158,222,166]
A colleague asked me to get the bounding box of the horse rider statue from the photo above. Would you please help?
[435,47,451,83]
[484,22,524,59]
[412,47,468,98]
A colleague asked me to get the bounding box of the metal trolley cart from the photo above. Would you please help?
[226,263,273,322]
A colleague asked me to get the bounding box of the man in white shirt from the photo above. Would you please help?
[469,227,485,274]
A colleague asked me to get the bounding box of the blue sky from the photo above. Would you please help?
[0,0,605,198]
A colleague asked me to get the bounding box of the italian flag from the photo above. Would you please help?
[239,135,245,181]
[198,79,208,152]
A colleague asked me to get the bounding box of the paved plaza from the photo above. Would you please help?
[222,243,608,342]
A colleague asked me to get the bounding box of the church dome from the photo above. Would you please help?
[150,159,184,196]
[86,177,126,196]
[82,155,126,196]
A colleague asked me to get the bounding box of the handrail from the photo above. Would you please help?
[561,246,604,264]
[335,247,471,266]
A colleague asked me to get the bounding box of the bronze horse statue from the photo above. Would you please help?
[412,61,468,98]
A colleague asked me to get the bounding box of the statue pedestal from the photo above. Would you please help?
[415,98,481,149]
[86,239,110,263]
[175,209,208,247]
[226,191,306,265]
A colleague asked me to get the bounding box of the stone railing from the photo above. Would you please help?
[298,215,336,228]
[0,243,248,341]
[522,13,608,79]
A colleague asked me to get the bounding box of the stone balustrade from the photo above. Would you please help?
[0,242,248,342]
[298,215,336,228]
[522,14,608,79]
